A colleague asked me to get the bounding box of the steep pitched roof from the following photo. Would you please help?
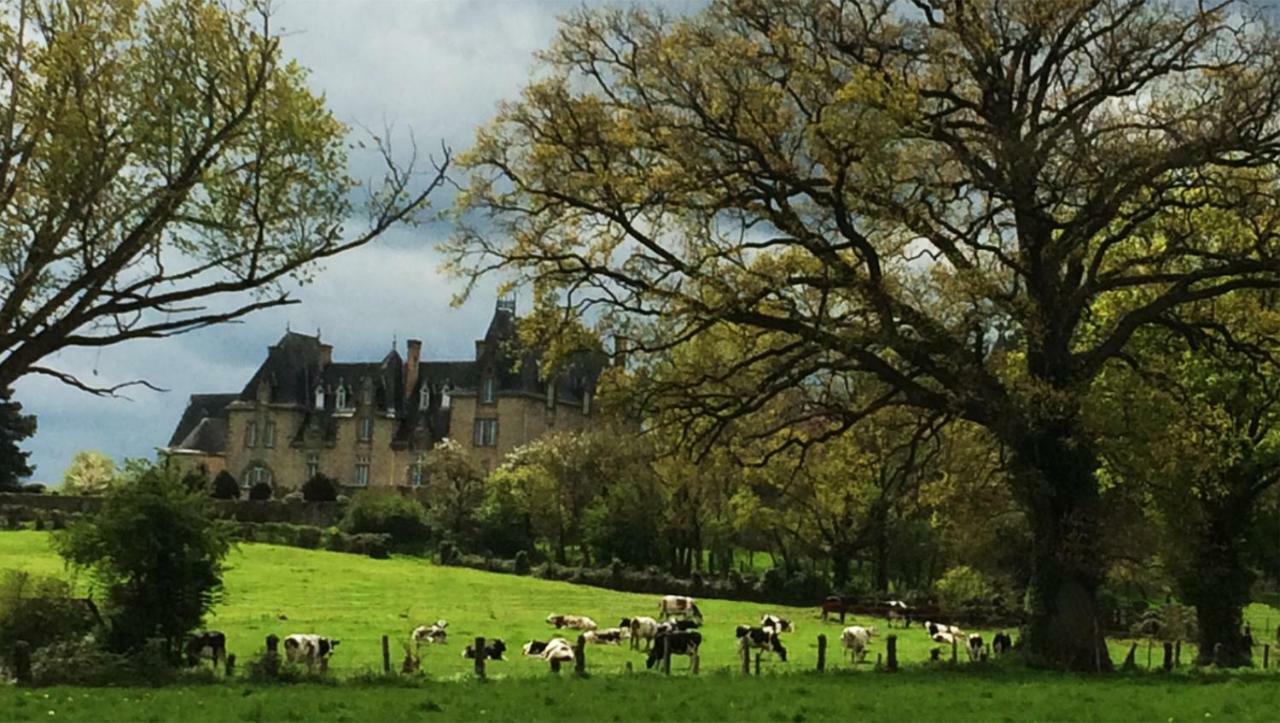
[166,393,237,449]
[239,331,326,405]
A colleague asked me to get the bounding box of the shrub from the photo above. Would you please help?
[935,565,995,613]
[341,490,430,548]
[302,474,340,502]
[514,550,530,575]
[438,541,459,565]
[211,471,240,500]
[248,481,273,501]
[282,491,304,504]
[30,638,130,686]
[0,571,98,665]
[52,461,232,659]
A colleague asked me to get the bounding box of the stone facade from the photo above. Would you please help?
[164,300,607,492]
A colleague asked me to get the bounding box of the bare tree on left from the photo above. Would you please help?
[0,0,449,395]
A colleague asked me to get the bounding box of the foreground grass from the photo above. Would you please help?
[2,671,1279,722]
[1,531,1277,679]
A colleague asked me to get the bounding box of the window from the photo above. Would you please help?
[244,421,257,448]
[355,456,370,486]
[314,385,325,409]
[441,386,451,409]
[362,384,373,406]
[473,419,498,447]
[481,377,496,404]
[264,420,276,448]
[245,465,272,487]
[335,385,348,409]
[359,416,373,442]
[408,463,423,487]
[306,453,319,480]
[419,385,431,410]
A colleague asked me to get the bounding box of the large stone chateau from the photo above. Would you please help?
[163,300,608,491]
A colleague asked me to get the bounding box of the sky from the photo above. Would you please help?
[12,0,695,484]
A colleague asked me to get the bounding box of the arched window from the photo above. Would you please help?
[314,385,325,409]
[243,464,273,489]
[441,385,452,409]
[335,384,348,409]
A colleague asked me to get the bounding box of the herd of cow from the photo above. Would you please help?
[183,595,1016,674]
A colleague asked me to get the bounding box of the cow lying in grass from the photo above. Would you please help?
[462,639,507,661]
[411,620,448,647]
[546,613,597,631]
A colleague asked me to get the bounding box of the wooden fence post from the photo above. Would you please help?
[817,634,827,672]
[225,653,236,678]
[12,641,30,684]
[266,634,279,655]
[474,637,486,680]
[741,641,750,675]
[691,650,700,675]
[951,637,958,664]
[1162,642,1173,672]
[550,658,561,674]
[625,661,633,674]
[574,635,587,677]
[1264,644,1270,670]
[382,635,391,675]
[755,652,762,676]
[1213,642,1224,667]
[887,634,898,672]
[662,635,672,675]
[1122,642,1138,671]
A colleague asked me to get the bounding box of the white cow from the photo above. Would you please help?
[658,595,703,621]
[924,621,964,640]
[841,625,876,663]
[283,634,340,671]
[886,600,911,628]
[546,613,598,631]
[540,637,575,665]
[621,616,661,650]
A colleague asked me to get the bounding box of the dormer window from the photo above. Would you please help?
[441,386,451,410]
[335,384,348,410]
[419,385,430,411]
[314,385,325,409]
[481,377,496,404]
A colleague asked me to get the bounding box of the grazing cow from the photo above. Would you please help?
[621,617,661,650]
[736,626,788,662]
[819,595,852,623]
[658,595,703,622]
[185,631,226,668]
[583,628,627,645]
[967,634,984,661]
[411,620,448,646]
[462,639,507,661]
[761,614,794,634]
[924,621,964,639]
[546,613,598,631]
[283,634,340,671]
[645,631,702,669]
[886,600,912,628]
[840,625,876,663]
[992,632,1013,656]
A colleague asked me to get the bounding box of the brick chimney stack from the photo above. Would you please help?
[319,343,333,366]
[405,339,422,400]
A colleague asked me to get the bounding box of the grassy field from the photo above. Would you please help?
[3,673,1280,722]
[0,530,1277,681]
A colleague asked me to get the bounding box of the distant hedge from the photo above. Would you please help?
[231,521,390,559]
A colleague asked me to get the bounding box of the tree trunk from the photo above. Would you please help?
[872,510,891,593]
[1185,503,1254,667]
[831,545,853,590]
[1016,430,1113,672]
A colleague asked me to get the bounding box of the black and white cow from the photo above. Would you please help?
[761,614,794,634]
[462,639,507,661]
[621,617,661,650]
[966,634,984,661]
[645,631,702,669]
[546,613,598,631]
[992,632,1013,656]
[522,638,567,657]
[736,626,788,662]
[283,634,340,671]
[840,625,876,663]
[658,595,703,622]
[583,628,627,645]
[185,631,226,668]
[541,638,575,665]
[886,600,912,628]
[411,620,448,646]
[924,621,964,640]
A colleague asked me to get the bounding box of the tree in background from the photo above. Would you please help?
[61,451,117,495]
[0,0,448,397]
[450,0,1280,669]
[52,460,231,658]
[0,389,35,491]
[418,439,485,542]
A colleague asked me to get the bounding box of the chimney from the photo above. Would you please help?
[319,343,333,366]
[405,339,422,400]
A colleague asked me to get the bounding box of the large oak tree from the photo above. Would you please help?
[449,0,1280,669]
[0,0,447,394]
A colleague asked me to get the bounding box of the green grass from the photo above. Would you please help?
[0,530,1277,680]
[3,672,1280,722]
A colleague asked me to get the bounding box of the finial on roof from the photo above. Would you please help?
[316,327,322,340]
[286,320,291,332]
[392,333,397,350]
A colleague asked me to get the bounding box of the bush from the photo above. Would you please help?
[514,550,530,575]
[438,541,459,565]
[341,491,430,548]
[302,474,340,503]
[0,571,99,665]
[211,472,239,500]
[30,638,130,686]
[248,482,273,501]
[935,565,995,613]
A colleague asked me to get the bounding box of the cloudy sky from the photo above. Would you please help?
[14,0,696,484]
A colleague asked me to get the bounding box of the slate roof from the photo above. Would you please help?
[166,393,237,451]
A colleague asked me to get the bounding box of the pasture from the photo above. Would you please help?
[0,531,1277,680]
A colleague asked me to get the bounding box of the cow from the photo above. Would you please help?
[967,634,984,661]
[541,638,575,666]
[546,613,598,631]
[583,628,627,645]
[761,614,795,634]
[992,631,1013,656]
[924,621,964,640]
[522,638,567,657]
[411,620,448,647]
[646,631,701,670]
[930,631,959,646]
[669,619,701,631]
[886,600,911,628]
[819,595,852,623]
[736,626,788,662]
[283,634,340,672]
[840,625,876,663]
[658,595,703,622]
[621,617,661,650]
[185,631,226,668]
[462,639,507,661]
